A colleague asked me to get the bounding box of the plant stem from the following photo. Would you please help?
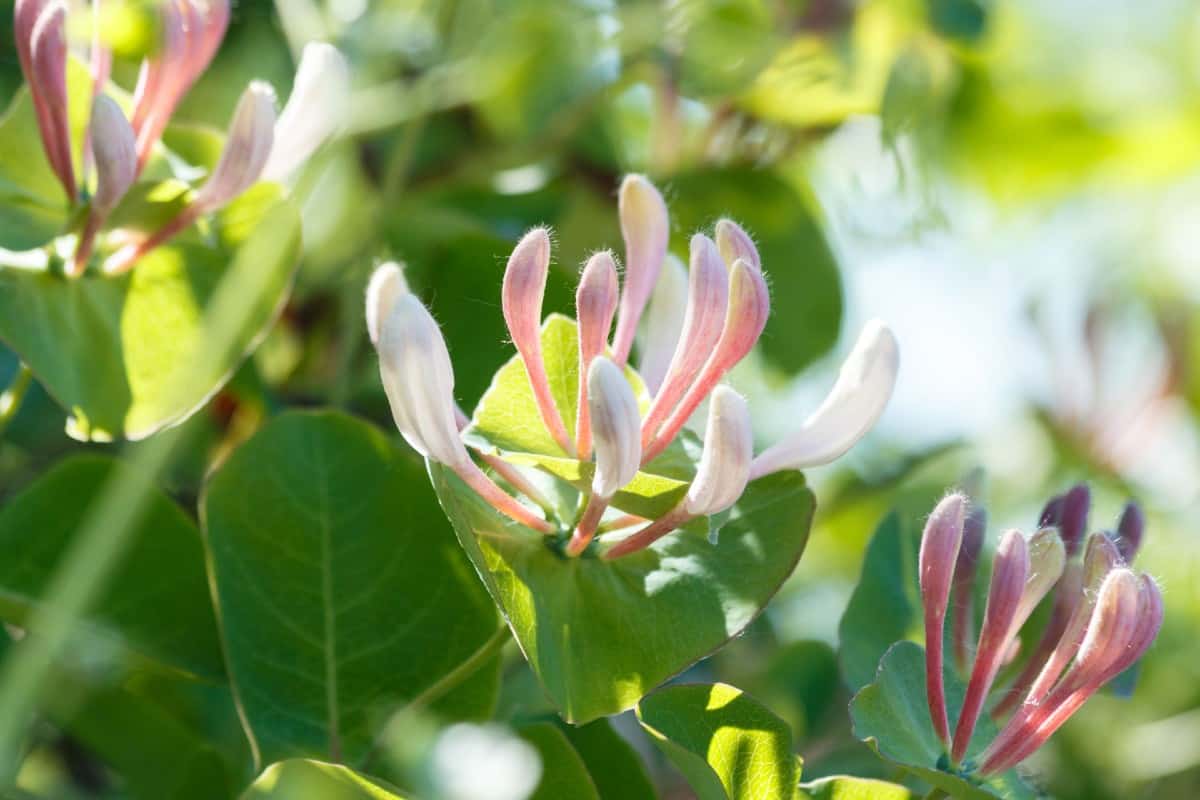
[0,363,33,438]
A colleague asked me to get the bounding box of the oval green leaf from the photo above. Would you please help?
[241,760,406,800]
[201,411,501,767]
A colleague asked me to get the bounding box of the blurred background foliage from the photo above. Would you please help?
[1,0,1199,797]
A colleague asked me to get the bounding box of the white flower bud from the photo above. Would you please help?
[635,253,688,395]
[193,81,277,213]
[89,94,136,215]
[684,386,752,516]
[261,42,350,183]
[587,357,641,498]
[366,261,410,345]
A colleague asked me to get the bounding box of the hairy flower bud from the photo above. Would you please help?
[636,254,688,396]
[684,386,752,516]
[749,320,899,479]
[89,95,137,216]
[612,174,668,364]
[1115,500,1145,563]
[575,251,620,457]
[193,81,277,213]
[587,358,641,499]
[1013,527,1067,632]
[366,262,410,345]
[18,0,75,198]
[261,42,350,182]
[919,493,967,745]
[714,218,760,273]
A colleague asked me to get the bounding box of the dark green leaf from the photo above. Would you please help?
[837,513,922,691]
[518,722,602,800]
[558,718,658,800]
[637,682,797,800]
[241,760,406,799]
[0,454,224,680]
[201,411,501,766]
[849,641,1034,800]
[665,167,842,376]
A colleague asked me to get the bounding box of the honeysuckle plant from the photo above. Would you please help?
[368,174,900,722]
[851,486,1163,799]
[0,0,347,439]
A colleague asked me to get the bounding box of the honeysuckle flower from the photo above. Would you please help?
[635,253,687,396]
[574,251,619,458]
[913,486,1162,775]
[611,174,669,365]
[714,218,760,273]
[11,0,346,277]
[373,175,898,559]
[919,493,968,746]
[951,506,986,671]
[260,42,350,183]
[375,293,552,534]
[748,320,899,479]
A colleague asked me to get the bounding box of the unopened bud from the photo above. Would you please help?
[193,81,276,213]
[23,0,75,198]
[1013,527,1067,630]
[612,174,669,364]
[1058,483,1090,557]
[261,42,350,182]
[587,357,641,498]
[919,492,967,746]
[89,95,136,215]
[365,262,409,345]
[749,320,898,478]
[575,251,620,457]
[1115,500,1145,563]
[636,254,688,395]
[714,218,760,273]
[684,386,752,516]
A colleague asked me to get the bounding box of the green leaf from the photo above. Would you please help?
[432,458,813,723]
[518,722,602,800]
[0,454,224,680]
[636,683,798,800]
[241,760,406,799]
[0,61,91,250]
[797,776,914,800]
[665,168,842,376]
[557,718,658,800]
[201,411,501,767]
[670,0,779,98]
[837,513,922,692]
[849,641,1035,800]
[0,186,301,440]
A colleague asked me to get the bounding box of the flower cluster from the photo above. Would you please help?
[368,175,900,559]
[919,486,1162,776]
[13,0,347,275]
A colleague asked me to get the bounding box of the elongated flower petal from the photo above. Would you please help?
[502,228,574,455]
[684,386,752,516]
[644,259,769,463]
[919,493,967,746]
[952,506,986,671]
[1115,500,1145,563]
[636,254,688,396]
[612,174,668,365]
[193,81,277,213]
[641,234,728,448]
[575,251,619,457]
[378,294,466,468]
[714,218,760,272]
[952,530,1029,763]
[587,357,641,498]
[89,95,137,215]
[261,42,350,182]
[23,0,74,198]
[749,320,899,479]
[366,262,410,345]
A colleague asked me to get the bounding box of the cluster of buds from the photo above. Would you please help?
[368,175,900,559]
[13,0,348,276]
[918,485,1162,777]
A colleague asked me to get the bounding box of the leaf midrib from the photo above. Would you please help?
[311,429,342,761]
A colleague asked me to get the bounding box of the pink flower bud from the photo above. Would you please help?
[684,386,752,516]
[951,506,986,671]
[587,357,641,499]
[749,320,898,479]
[1012,528,1067,633]
[575,251,619,458]
[952,530,1029,764]
[611,174,668,365]
[365,262,410,345]
[502,227,575,456]
[1058,483,1090,557]
[640,234,727,448]
[261,42,350,183]
[714,218,760,273]
[193,81,277,213]
[1115,500,1144,563]
[89,95,136,216]
[643,259,769,463]
[919,493,967,746]
[18,0,75,199]
[635,254,688,396]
